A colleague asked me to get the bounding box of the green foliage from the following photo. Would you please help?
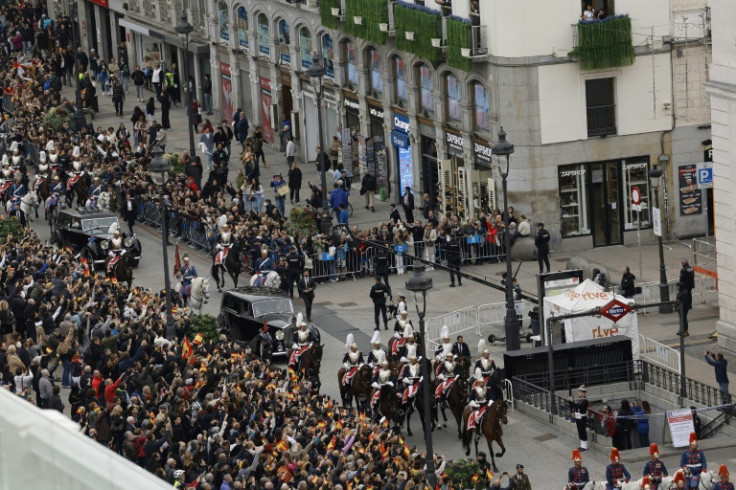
[570,15,635,70]
[165,153,184,176]
[394,1,442,64]
[44,106,74,132]
[0,217,24,242]
[319,0,341,30]
[284,206,317,238]
[444,459,493,489]
[446,17,473,72]
[344,0,389,45]
[187,314,220,344]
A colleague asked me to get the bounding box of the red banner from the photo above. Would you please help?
[220,62,233,123]
[259,77,274,143]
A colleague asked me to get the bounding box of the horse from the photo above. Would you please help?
[372,385,403,428]
[250,270,282,288]
[437,374,470,438]
[212,240,247,291]
[403,378,437,437]
[289,343,324,377]
[9,191,40,222]
[461,399,509,472]
[387,331,423,362]
[188,276,210,315]
[98,190,114,211]
[337,364,373,409]
[68,172,90,207]
[106,252,134,288]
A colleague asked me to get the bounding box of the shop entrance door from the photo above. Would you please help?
[590,162,622,246]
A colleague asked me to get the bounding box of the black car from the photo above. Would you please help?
[218,286,320,358]
[50,207,142,268]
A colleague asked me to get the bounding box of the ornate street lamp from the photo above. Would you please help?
[150,145,175,338]
[176,10,196,158]
[308,52,333,233]
[649,166,672,314]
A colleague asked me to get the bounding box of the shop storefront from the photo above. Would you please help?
[420,129,438,211]
[558,156,651,247]
[344,95,360,134]
[439,130,468,219]
[472,139,495,216]
[390,112,412,197]
[367,103,388,196]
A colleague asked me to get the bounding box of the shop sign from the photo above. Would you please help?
[446,131,463,156]
[369,106,384,120]
[344,98,360,112]
[474,140,493,166]
[391,131,410,149]
[678,164,702,216]
[393,112,410,134]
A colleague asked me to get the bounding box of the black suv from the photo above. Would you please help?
[218,286,320,358]
[50,207,142,268]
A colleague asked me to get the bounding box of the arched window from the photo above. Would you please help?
[299,27,312,69]
[392,56,408,107]
[417,64,434,116]
[344,40,358,88]
[278,19,290,63]
[366,48,383,97]
[257,14,270,55]
[217,1,228,41]
[236,7,248,48]
[445,72,462,124]
[322,33,335,79]
[471,81,490,134]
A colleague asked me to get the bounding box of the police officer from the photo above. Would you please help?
[375,248,390,288]
[643,443,668,489]
[568,449,590,489]
[568,385,589,451]
[275,256,290,293]
[286,246,303,298]
[508,464,532,490]
[606,448,631,490]
[535,222,551,274]
[446,233,462,287]
[680,259,695,292]
[680,432,707,489]
[369,276,390,331]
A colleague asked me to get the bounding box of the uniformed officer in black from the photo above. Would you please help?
[568,385,589,451]
[446,234,462,287]
[375,248,391,288]
[535,222,551,274]
[370,276,391,331]
[275,256,290,293]
[286,246,303,298]
[680,258,695,292]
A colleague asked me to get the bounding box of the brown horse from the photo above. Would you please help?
[387,332,423,362]
[69,172,90,207]
[106,252,135,289]
[372,385,402,427]
[290,343,323,377]
[437,374,469,438]
[461,400,509,472]
[337,364,373,409]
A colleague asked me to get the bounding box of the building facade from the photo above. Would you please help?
[57,0,713,252]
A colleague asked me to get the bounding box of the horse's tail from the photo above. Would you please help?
[461,411,472,451]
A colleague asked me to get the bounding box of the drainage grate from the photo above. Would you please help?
[338,302,358,307]
[533,433,557,442]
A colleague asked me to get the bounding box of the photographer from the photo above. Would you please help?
[704,351,730,406]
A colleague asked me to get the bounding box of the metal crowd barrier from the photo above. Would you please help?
[638,334,681,374]
[138,202,214,252]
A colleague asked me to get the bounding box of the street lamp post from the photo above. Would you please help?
[649,166,673,314]
[150,145,175,338]
[308,52,333,234]
[492,127,520,351]
[175,10,196,158]
[405,264,436,488]
[70,2,87,131]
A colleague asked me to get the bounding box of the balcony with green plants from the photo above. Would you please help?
[394,1,443,65]
[570,15,635,70]
[319,0,342,30]
[446,16,473,72]
[343,0,390,45]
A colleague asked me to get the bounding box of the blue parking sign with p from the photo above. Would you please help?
[698,168,713,185]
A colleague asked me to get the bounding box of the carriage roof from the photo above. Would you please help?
[225,286,289,302]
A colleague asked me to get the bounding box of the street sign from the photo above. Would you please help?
[631,186,642,205]
[698,167,713,186]
[600,299,632,323]
[652,207,662,237]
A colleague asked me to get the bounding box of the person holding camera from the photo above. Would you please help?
[704,351,730,405]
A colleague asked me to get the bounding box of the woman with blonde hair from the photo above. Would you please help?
[0,299,15,334]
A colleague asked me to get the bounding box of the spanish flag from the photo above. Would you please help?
[403,445,411,458]
[486,468,494,481]
[380,444,389,460]
[230,352,243,362]
[45,347,53,354]
[276,439,289,452]
[326,436,336,451]
[471,473,479,483]
[358,412,367,422]
[81,257,90,277]
[310,475,320,486]
[336,419,343,430]
[193,333,204,345]
[265,382,277,391]
[182,337,192,360]
[317,421,327,430]
[286,392,295,400]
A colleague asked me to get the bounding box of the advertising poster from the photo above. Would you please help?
[259,77,274,143]
[220,62,233,123]
[219,5,228,41]
[322,34,335,79]
[300,28,312,69]
[398,147,413,197]
[237,7,248,48]
[679,164,702,216]
[278,20,290,63]
[667,409,695,447]
[258,21,270,55]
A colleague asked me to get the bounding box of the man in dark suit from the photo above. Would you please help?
[452,335,471,358]
[121,191,136,234]
[298,269,316,322]
[402,187,415,223]
[389,204,401,223]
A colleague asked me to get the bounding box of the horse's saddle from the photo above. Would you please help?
[107,255,121,274]
[468,403,492,430]
[391,338,406,355]
[289,344,310,366]
[402,382,420,404]
[67,174,81,190]
[434,378,455,399]
[342,366,359,386]
[0,181,10,194]
[214,247,230,266]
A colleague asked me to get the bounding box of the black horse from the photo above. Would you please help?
[106,252,134,289]
[211,240,246,291]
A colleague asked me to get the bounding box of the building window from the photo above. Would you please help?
[393,56,408,107]
[299,27,312,69]
[471,81,490,135]
[277,19,290,63]
[344,40,358,88]
[366,48,383,98]
[257,14,269,56]
[236,7,248,48]
[445,72,462,125]
[418,64,434,116]
[559,164,589,237]
[322,34,335,79]
[581,0,615,19]
[586,78,616,137]
[217,1,228,41]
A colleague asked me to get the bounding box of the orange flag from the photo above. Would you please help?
[174,244,181,275]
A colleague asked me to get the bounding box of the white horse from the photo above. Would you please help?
[97,191,112,211]
[250,270,281,288]
[5,192,40,221]
[189,277,210,315]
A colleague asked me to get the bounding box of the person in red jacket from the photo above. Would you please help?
[601,405,617,438]
[104,375,123,406]
[91,370,105,399]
